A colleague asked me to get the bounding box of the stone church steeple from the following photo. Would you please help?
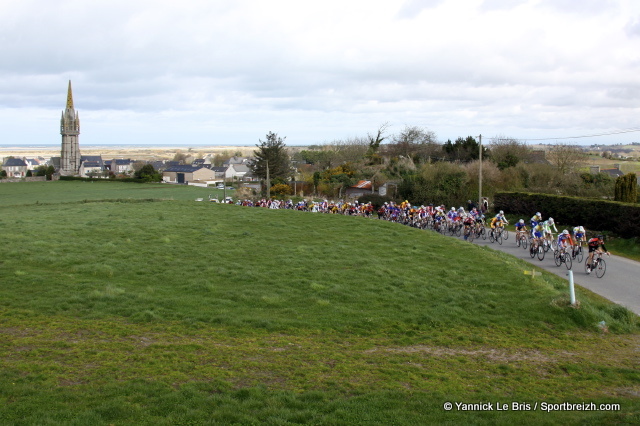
[60,80,81,175]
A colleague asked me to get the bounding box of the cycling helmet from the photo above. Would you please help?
[597,235,604,240]
[451,207,455,211]
[563,230,569,235]
[548,218,554,224]
[499,210,504,215]
[536,212,541,217]
[519,219,524,224]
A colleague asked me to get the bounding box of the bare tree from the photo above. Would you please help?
[387,125,439,161]
[546,143,588,174]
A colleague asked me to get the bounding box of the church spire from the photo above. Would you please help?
[66,80,74,110]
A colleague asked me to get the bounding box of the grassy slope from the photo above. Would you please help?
[1,182,639,424]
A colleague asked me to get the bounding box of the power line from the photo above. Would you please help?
[489,127,640,142]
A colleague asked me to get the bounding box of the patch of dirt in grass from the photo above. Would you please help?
[365,345,569,363]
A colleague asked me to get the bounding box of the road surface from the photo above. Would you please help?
[455,229,640,315]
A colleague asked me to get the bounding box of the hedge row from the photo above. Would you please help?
[494,192,640,238]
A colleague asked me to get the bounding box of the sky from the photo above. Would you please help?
[1,0,640,147]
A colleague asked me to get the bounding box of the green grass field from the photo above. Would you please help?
[1,181,639,424]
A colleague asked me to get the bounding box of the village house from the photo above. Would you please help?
[345,180,375,199]
[79,155,105,177]
[589,164,625,179]
[162,165,215,184]
[2,158,28,177]
[106,159,134,175]
[225,163,253,181]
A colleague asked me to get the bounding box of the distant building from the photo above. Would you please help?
[345,180,375,198]
[590,164,625,178]
[106,159,134,174]
[60,81,81,175]
[2,158,28,177]
[79,155,105,177]
[162,166,215,184]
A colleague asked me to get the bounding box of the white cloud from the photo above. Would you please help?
[1,0,640,146]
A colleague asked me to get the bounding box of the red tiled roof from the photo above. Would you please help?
[352,180,372,189]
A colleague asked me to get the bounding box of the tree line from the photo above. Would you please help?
[250,125,635,206]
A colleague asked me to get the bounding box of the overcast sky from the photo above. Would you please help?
[2,0,640,147]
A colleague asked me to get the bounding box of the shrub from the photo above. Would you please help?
[494,191,640,237]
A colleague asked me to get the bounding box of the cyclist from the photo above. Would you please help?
[490,213,505,238]
[515,219,528,242]
[530,211,542,228]
[531,222,545,246]
[586,235,610,274]
[557,230,574,253]
[542,217,558,246]
[573,225,586,245]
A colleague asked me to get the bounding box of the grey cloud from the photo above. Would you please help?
[626,17,640,37]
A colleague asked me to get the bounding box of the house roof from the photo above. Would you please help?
[164,165,208,173]
[211,166,227,172]
[223,156,250,165]
[601,168,625,178]
[3,158,27,167]
[230,164,251,172]
[82,161,103,168]
[351,180,372,189]
[107,159,132,165]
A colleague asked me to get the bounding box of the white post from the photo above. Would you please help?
[567,271,576,305]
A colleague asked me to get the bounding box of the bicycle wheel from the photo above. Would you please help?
[467,229,475,242]
[564,252,572,270]
[584,258,592,274]
[522,237,528,250]
[576,246,583,263]
[503,229,509,240]
[554,250,562,267]
[529,244,536,258]
[496,232,503,245]
[537,245,545,261]
[489,231,495,243]
[480,227,486,240]
[516,234,521,247]
[543,240,550,253]
[595,258,606,278]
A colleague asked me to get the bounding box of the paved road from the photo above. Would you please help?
[454,230,640,315]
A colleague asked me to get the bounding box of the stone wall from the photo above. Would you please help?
[0,176,60,183]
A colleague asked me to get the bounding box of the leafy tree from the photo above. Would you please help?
[488,136,531,170]
[26,170,32,177]
[135,164,161,182]
[251,131,292,181]
[45,166,55,181]
[270,183,292,197]
[443,136,484,162]
[0,170,5,178]
[614,173,638,203]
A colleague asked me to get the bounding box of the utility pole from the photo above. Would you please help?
[478,134,483,213]
[266,160,270,199]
